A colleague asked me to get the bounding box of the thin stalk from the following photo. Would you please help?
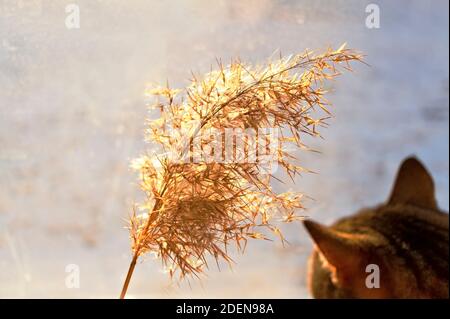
[120,252,139,299]
[120,199,162,299]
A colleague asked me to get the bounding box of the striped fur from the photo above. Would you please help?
[304,157,449,298]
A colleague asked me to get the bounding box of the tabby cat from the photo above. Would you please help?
[304,157,449,298]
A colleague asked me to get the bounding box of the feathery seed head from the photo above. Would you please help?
[128,45,363,279]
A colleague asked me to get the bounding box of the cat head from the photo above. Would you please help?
[303,157,438,298]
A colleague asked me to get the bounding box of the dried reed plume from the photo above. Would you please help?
[120,44,363,298]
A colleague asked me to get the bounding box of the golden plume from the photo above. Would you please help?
[120,44,363,298]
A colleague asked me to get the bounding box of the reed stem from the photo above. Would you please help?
[120,252,139,299]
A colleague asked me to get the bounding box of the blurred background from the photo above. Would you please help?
[0,0,448,298]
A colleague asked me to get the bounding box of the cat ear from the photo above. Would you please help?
[303,220,364,271]
[387,157,437,209]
